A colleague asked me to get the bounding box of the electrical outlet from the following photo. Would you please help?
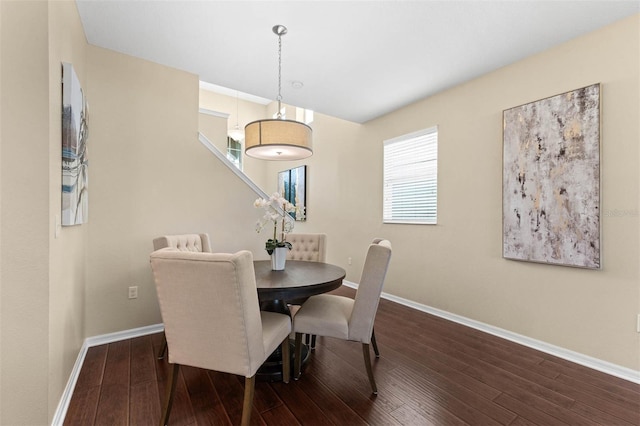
[637,314,640,333]
[128,286,138,299]
[348,257,352,265]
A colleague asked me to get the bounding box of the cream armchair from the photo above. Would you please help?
[152,233,212,359]
[293,239,392,394]
[150,249,291,426]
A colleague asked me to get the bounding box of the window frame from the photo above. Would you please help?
[383,126,438,225]
[226,136,243,170]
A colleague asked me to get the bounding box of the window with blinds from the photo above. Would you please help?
[383,127,438,224]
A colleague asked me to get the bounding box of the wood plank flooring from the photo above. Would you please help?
[65,286,639,425]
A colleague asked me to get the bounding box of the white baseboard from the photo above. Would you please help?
[84,323,164,348]
[343,280,640,384]
[51,323,164,426]
[51,340,89,426]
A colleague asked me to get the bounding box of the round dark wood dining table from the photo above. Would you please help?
[254,260,346,315]
[253,260,346,381]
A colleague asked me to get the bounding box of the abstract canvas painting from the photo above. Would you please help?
[62,62,89,225]
[278,165,306,221]
[503,84,600,269]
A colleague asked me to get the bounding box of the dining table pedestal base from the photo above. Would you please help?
[257,340,310,382]
[254,260,346,382]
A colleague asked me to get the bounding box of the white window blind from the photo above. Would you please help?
[383,127,438,224]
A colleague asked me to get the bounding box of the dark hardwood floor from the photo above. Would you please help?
[64,286,639,425]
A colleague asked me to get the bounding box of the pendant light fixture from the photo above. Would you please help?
[245,25,313,160]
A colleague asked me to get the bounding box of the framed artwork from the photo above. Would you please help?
[62,62,89,226]
[278,165,306,221]
[503,84,600,269]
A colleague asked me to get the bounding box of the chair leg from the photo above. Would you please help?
[294,332,303,379]
[157,334,167,360]
[241,375,256,426]
[371,328,380,358]
[159,363,180,426]
[362,343,378,395]
[310,334,317,350]
[304,334,317,350]
[281,337,290,383]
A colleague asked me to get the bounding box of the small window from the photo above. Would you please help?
[296,107,314,125]
[227,136,243,170]
[383,127,438,224]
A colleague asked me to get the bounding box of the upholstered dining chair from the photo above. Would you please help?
[152,233,212,359]
[153,233,212,253]
[285,233,327,348]
[150,249,291,426]
[286,233,327,262]
[293,239,392,394]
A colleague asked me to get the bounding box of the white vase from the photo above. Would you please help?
[271,247,287,271]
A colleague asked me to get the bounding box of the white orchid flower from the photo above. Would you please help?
[253,192,296,245]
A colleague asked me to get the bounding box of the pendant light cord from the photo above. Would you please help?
[277,31,283,119]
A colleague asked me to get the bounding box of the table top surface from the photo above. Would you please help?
[254,260,346,301]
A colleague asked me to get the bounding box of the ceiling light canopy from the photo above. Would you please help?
[245,25,312,161]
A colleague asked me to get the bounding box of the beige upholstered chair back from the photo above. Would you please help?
[150,249,266,377]
[153,233,212,253]
[348,239,392,343]
[286,233,327,262]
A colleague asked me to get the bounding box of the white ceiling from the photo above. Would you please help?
[76,1,638,123]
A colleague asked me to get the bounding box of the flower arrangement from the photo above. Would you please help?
[254,193,296,254]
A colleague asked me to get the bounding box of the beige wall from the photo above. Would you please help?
[1,0,89,422]
[84,46,271,338]
[301,15,639,370]
[1,1,51,423]
[48,0,88,418]
[197,16,639,371]
[0,0,3,416]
